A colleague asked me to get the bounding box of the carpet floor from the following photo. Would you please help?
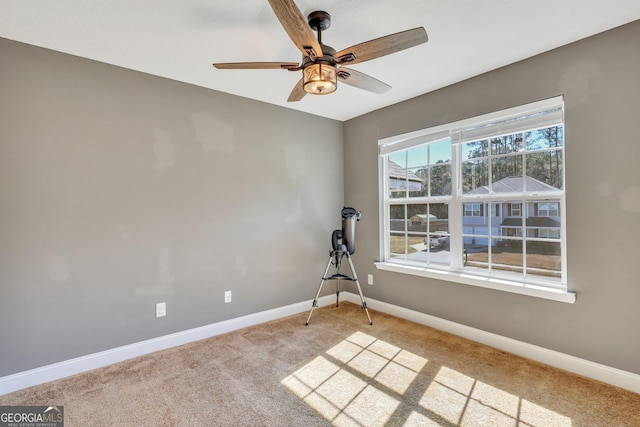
[1,302,639,426]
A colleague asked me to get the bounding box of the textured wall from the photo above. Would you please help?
[0,38,343,376]
[344,21,640,374]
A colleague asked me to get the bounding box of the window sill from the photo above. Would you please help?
[374,262,576,304]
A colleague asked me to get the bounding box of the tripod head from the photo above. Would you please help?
[331,207,361,256]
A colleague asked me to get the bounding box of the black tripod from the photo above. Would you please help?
[306,209,372,325]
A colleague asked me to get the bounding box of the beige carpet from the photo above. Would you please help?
[1,302,639,426]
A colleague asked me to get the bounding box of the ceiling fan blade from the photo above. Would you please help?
[267,0,323,59]
[213,62,299,70]
[287,78,306,102]
[338,67,391,94]
[335,27,428,65]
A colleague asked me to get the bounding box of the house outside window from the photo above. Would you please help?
[378,97,567,295]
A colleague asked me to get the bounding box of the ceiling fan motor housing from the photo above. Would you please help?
[307,11,331,32]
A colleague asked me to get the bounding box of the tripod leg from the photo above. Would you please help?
[335,260,341,307]
[306,255,333,325]
[346,253,373,325]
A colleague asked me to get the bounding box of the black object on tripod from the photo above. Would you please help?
[306,207,372,325]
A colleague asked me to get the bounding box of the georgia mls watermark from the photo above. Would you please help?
[0,406,64,427]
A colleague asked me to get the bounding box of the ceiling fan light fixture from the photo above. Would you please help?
[303,62,337,95]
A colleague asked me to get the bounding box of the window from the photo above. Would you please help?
[378,97,569,299]
[464,203,482,217]
[538,202,559,217]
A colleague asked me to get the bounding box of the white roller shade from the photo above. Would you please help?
[379,96,563,154]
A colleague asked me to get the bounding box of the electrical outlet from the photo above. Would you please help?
[156,302,166,318]
[224,290,232,303]
[367,274,374,285]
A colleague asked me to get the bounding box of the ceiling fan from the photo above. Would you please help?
[213,0,428,102]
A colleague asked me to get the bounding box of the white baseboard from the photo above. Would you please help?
[341,292,640,394]
[0,295,334,396]
[3,293,639,396]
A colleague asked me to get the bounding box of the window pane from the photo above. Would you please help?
[462,140,488,159]
[525,202,562,241]
[492,155,523,186]
[429,164,452,196]
[408,168,428,197]
[407,233,427,261]
[387,158,407,199]
[429,139,452,164]
[464,243,489,272]
[526,241,561,281]
[525,150,563,191]
[491,134,523,155]
[462,159,488,194]
[462,199,489,245]
[428,203,449,226]
[388,166,407,199]
[389,233,407,259]
[389,205,406,232]
[492,238,523,275]
[428,203,450,265]
[526,126,563,150]
[407,145,427,169]
[401,205,426,261]
[407,204,428,233]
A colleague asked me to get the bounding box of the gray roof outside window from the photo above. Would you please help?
[466,176,558,195]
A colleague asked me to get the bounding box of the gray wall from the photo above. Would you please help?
[0,38,343,376]
[344,20,640,375]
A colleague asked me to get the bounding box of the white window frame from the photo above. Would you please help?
[376,97,574,303]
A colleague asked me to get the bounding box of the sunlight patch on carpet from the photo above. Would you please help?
[282,330,573,426]
[420,366,572,427]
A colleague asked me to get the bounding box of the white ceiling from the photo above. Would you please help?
[2,1,639,121]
